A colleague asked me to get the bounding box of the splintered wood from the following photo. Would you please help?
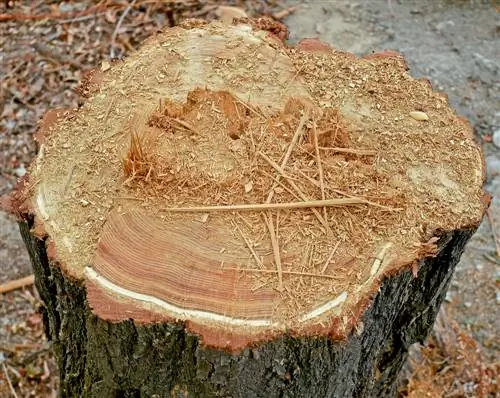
[140,92,402,317]
[28,21,485,329]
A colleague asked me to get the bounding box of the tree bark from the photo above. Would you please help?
[19,215,476,397]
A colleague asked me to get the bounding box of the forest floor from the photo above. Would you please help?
[0,0,498,396]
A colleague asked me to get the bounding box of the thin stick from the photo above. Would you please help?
[172,118,199,135]
[0,275,35,294]
[266,110,309,204]
[114,196,143,201]
[233,221,265,269]
[263,213,283,292]
[110,0,137,58]
[234,97,266,120]
[57,12,107,24]
[295,168,399,211]
[321,241,340,273]
[225,267,342,280]
[33,42,82,69]
[486,209,500,257]
[331,188,398,211]
[273,5,298,20]
[162,198,364,213]
[2,363,18,398]
[259,151,332,232]
[312,116,328,225]
[319,146,377,156]
[281,64,304,96]
[260,170,302,201]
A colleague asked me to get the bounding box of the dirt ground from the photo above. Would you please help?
[0,0,498,396]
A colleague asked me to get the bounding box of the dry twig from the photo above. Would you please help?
[2,363,18,398]
[312,116,328,225]
[111,0,138,58]
[263,212,283,292]
[224,267,342,280]
[266,110,309,203]
[259,151,332,232]
[161,198,364,213]
[318,146,377,156]
[232,220,265,269]
[0,275,35,294]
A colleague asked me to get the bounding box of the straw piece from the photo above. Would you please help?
[161,198,364,213]
[263,213,283,292]
[319,146,377,156]
[266,110,309,204]
[321,241,340,274]
[312,116,328,226]
[224,267,343,280]
[258,151,332,232]
[233,220,265,269]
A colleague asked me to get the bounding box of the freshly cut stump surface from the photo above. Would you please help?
[10,18,486,397]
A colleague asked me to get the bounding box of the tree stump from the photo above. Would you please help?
[6,19,487,397]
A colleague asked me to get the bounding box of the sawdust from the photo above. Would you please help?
[25,21,484,327]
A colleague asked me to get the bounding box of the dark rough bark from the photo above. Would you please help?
[19,216,476,398]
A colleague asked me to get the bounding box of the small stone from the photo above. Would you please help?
[409,111,429,121]
[445,291,454,302]
[436,20,455,31]
[492,128,500,149]
[13,164,26,177]
[101,60,111,72]
[244,181,253,193]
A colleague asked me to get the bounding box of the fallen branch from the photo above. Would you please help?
[0,275,35,294]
